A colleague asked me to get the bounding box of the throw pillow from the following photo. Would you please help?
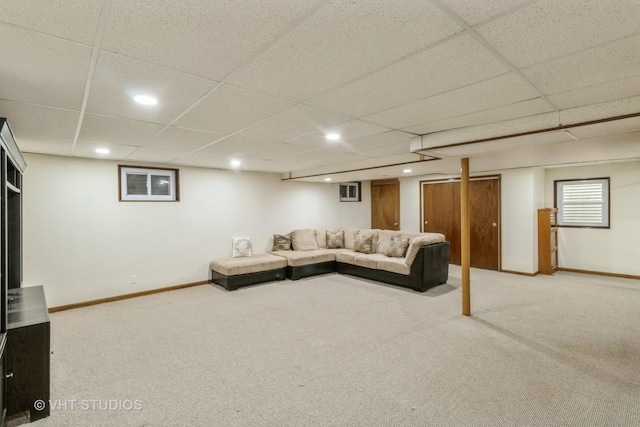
[273,234,291,251]
[232,237,252,257]
[291,229,319,251]
[386,235,410,258]
[353,233,373,254]
[326,230,344,249]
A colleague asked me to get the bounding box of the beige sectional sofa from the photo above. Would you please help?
[270,228,449,292]
[210,227,450,292]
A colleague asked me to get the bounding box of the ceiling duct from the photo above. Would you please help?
[411,96,640,156]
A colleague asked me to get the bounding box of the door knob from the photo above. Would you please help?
[492,223,497,227]
[424,221,428,224]
[394,223,398,226]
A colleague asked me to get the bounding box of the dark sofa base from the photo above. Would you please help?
[288,261,336,280]
[211,267,287,291]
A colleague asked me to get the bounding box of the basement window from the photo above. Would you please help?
[340,182,361,202]
[555,178,609,228]
[119,165,179,201]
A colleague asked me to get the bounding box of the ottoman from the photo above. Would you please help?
[210,253,287,291]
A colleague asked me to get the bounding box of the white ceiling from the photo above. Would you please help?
[1,0,640,182]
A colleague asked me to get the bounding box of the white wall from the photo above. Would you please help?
[500,168,545,274]
[22,154,371,307]
[544,161,640,276]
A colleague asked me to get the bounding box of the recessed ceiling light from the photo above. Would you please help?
[324,177,332,182]
[95,148,110,155]
[230,159,241,168]
[325,133,340,141]
[403,169,412,173]
[134,95,158,105]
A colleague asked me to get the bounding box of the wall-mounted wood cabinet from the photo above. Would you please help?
[538,208,558,275]
[0,118,28,426]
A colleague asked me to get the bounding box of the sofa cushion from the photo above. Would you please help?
[272,234,291,251]
[376,230,399,254]
[291,229,319,251]
[315,229,327,249]
[376,257,411,275]
[386,235,409,258]
[271,249,336,267]
[326,229,344,249]
[354,233,374,254]
[354,253,387,269]
[343,228,360,249]
[335,250,359,265]
[404,233,446,265]
[210,253,287,276]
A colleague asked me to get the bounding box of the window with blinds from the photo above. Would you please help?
[119,166,179,201]
[555,178,609,228]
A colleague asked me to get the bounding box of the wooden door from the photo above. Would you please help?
[423,182,460,264]
[371,179,400,230]
[422,177,500,271]
[469,179,500,270]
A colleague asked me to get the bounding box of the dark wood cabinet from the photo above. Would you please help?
[0,118,29,426]
[6,287,50,421]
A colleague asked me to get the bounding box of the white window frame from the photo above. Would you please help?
[339,182,361,202]
[555,178,609,228]
[119,165,179,202]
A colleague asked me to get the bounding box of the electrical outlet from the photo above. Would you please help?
[130,275,137,284]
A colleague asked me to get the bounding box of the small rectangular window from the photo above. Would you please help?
[555,178,609,228]
[339,182,361,202]
[119,166,179,201]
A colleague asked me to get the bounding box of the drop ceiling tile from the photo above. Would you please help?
[287,133,356,153]
[124,147,190,164]
[476,0,640,68]
[228,0,461,101]
[198,136,275,157]
[146,126,226,152]
[0,24,91,109]
[14,134,74,157]
[0,100,79,139]
[522,34,640,96]
[241,143,312,161]
[234,105,351,142]
[74,140,138,159]
[441,0,533,26]
[329,120,391,141]
[78,114,165,146]
[360,141,413,158]
[174,85,295,134]
[228,157,277,172]
[364,73,540,129]
[0,0,103,44]
[547,75,640,110]
[102,0,321,81]
[403,98,554,134]
[169,153,230,169]
[308,33,509,117]
[567,116,640,140]
[86,52,217,124]
[348,131,415,152]
[286,148,345,164]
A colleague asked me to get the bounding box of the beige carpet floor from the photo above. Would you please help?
[29,266,640,426]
